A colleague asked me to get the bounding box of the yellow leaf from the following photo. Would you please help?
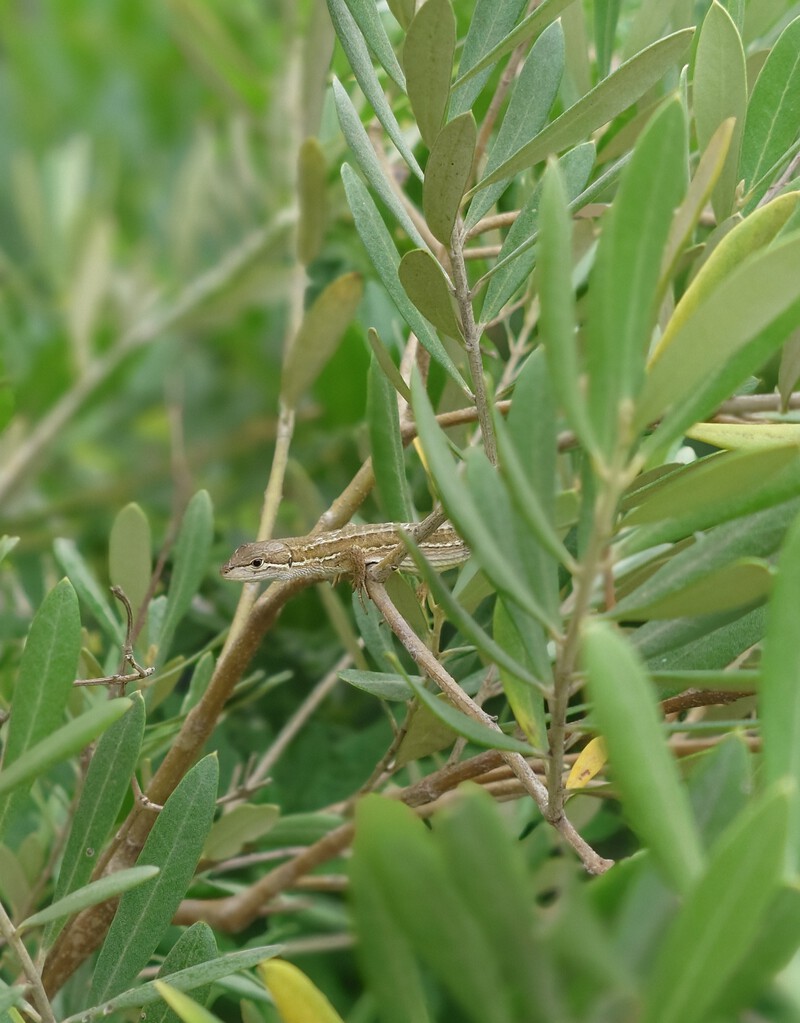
[567,736,607,790]
[258,960,345,1023]
[686,423,800,450]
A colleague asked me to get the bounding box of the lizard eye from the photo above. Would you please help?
[250,558,264,569]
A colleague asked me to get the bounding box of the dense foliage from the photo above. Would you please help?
[3,1,800,1021]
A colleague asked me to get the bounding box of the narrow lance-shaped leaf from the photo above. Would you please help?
[585,96,687,457]
[281,272,364,405]
[423,112,476,245]
[468,29,693,194]
[341,163,468,391]
[0,697,132,801]
[582,621,704,892]
[66,946,282,1023]
[465,19,564,230]
[326,0,423,178]
[0,578,81,841]
[343,0,406,91]
[642,784,790,1023]
[760,509,800,871]
[693,1,747,221]
[90,754,220,1003]
[259,960,346,1023]
[411,369,559,632]
[451,0,567,95]
[366,328,411,404]
[20,866,160,933]
[741,15,800,208]
[48,692,146,945]
[479,141,596,321]
[148,923,218,1023]
[536,157,596,453]
[157,490,214,666]
[367,354,413,522]
[151,984,223,1023]
[398,250,463,339]
[296,137,327,266]
[403,0,454,148]
[637,226,800,449]
[658,117,734,296]
[404,673,535,754]
[54,538,122,645]
[109,502,152,625]
[332,79,427,249]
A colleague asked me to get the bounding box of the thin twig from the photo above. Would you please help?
[366,577,612,875]
[0,899,56,1023]
[450,228,498,465]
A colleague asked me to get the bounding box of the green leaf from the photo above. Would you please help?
[339,668,417,701]
[480,141,596,322]
[434,787,547,1020]
[282,272,363,404]
[642,784,789,1023]
[296,137,327,265]
[367,355,413,522]
[332,79,427,248]
[495,405,572,568]
[493,601,547,748]
[0,697,132,800]
[693,1,747,221]
[465,20,564,230]
[66,946,282,1023]
[343,0,406,91]
[534,158,595,451]
[637,199,800,446]
[582,621,704,893]
[19,866,159,933]
[404,673,534,755]
[658,118,735,294]
[585,97,687,456]
[54,538,122,645]
[0,578,82,840]
[203,804,280,861]
[398,249,462,339]
[48,693,145,944]
[411,371,559,632]
[761,510,800,869]
[712,883,800,1018]
[402,0,454,148]
[90,754,219,1003]
[157,490,214,665]
[109,503,152,624]
[350,837,432,1023]
[468,29,693,194]
[621,446,800,554]
[341,163,468,391]
[326,0,422,178]
[741,16,800,205]
[399,535,549,693]
[149,923,218,1023]
[611,557,772,620]
[638,605,767,672]
[618,500,795,625]
[451,0,571,96]
[365,327,412,404]
[649,669,759,692]
[423,112,476,245]
[352,795,514,1022]
[594,0,621,78]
